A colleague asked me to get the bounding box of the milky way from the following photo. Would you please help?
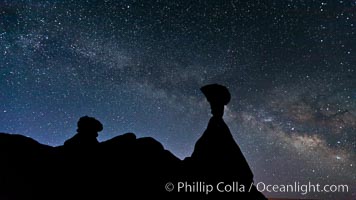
[0,1,355,199]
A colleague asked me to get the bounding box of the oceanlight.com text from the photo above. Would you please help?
[256,181,349,195]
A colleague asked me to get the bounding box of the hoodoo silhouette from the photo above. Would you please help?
[0,84,267,199]
[186,84,267,199]
[64,116,103,147]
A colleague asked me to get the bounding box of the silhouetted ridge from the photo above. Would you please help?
[0,129,266,199]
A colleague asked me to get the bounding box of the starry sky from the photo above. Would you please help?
[0,0,355,199]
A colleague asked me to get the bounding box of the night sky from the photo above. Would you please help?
[1,0,355,199]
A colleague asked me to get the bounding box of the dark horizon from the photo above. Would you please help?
[0,1,355,199]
